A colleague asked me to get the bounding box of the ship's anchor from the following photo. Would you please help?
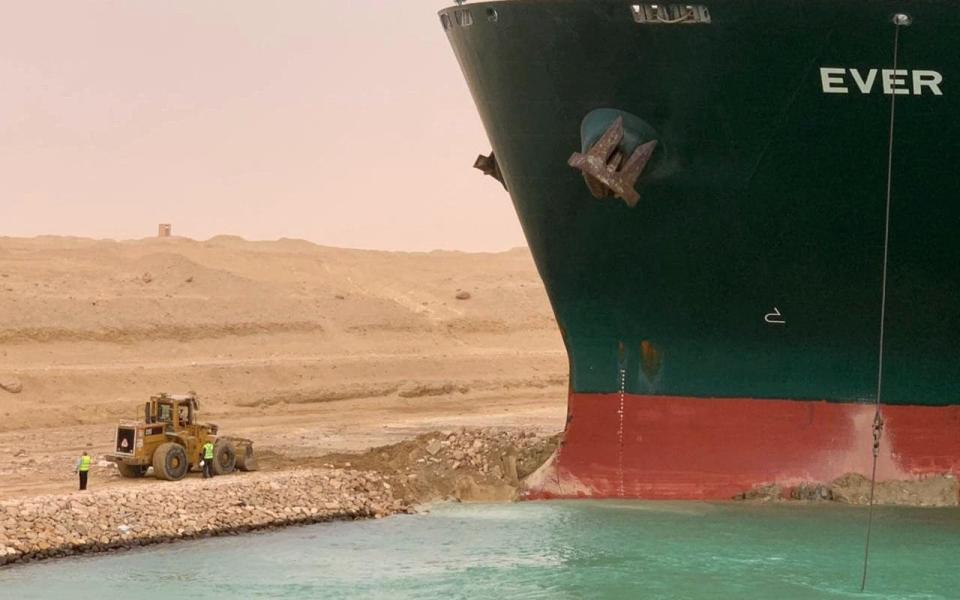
[568,116,658,208]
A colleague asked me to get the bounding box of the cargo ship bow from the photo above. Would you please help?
[440,0,960,499]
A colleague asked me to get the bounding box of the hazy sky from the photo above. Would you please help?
[1,1,524,251]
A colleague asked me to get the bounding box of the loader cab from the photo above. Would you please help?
[145,393,198,429]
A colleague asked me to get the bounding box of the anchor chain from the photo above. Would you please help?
[860,410,886,592]
[871,412,885,459]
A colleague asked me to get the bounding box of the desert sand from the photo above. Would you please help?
[0,236,568,499]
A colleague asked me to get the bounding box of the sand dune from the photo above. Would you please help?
[0,236,566,435]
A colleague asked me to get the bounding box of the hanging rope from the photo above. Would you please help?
[656,7,695,24]
[859,13,910,593]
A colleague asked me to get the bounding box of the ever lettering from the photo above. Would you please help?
[820,68,943,95]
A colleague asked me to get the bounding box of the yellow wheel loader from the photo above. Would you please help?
[105,393,257,481]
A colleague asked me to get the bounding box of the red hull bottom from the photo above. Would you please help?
[525,393,960,500]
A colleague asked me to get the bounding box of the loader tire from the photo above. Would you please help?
[153,443,189,481]
[236,444,258,472]
[117,463,149,478]
[212,440,236,475]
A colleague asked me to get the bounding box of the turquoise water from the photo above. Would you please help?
[1,501,958,599]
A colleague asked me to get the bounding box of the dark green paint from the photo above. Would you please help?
[442,0,960,405]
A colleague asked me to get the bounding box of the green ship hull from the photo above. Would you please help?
[441,0,960,498]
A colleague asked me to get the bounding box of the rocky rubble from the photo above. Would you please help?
[320,428,560,504]
[0,468,407,567]
[735,473,959,506]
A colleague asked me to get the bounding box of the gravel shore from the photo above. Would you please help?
[0,427,559,568]
[0,467,406,566]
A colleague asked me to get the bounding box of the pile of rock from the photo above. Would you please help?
[325,428,559,504]
[424,428,553,480]
[0,468,407,566]
[735,472,959,506]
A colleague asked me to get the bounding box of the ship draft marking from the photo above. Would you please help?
[764,307,785,325]
[820,68,943,95]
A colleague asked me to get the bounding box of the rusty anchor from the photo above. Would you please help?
[568,116,658,207]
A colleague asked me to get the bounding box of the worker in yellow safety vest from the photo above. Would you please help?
[202,441,215,479]
[75,450,91,491]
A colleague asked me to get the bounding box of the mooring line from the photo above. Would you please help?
[860,14,908,593]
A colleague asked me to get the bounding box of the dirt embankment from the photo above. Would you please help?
[315,428,561,504]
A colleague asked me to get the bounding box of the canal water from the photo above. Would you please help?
[1,501,957,599]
